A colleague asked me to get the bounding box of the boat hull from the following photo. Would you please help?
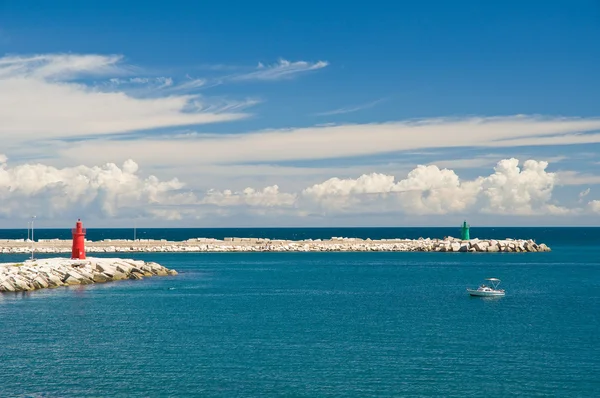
[467,289,505,297]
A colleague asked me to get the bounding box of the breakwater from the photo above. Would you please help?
[0,257,177,293]
[0,236,551,254]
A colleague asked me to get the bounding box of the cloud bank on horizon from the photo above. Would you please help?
[0,53,599,226]
[0,155,599,225]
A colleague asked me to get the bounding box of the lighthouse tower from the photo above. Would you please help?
[71,219,86,259]
[460,220,470,241]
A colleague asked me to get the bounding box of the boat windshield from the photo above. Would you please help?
[485,278,501,289]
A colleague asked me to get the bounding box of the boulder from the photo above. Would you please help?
[93,273,109,283]
[63,276,82,285]
[41,272,64,287]
[116,263,134,274]
[32,275,49,289]
[51,268,68,278]
[0,279,16,292]
[97,264,117,277]
[10,276,32,291]
[539,243,550,252]
[75,268,95,280]
[129,272,144,280]
[111,271,127,281]
[473,241,489,252]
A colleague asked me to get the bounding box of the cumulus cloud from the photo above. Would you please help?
[231,59,328,81]
[300,159,560,215]
[0,157,193,220]
[197,158,581,217]
[0,157,597,224]
[202,185,296,207]
[479,159,556,215]
[0,53,249,141]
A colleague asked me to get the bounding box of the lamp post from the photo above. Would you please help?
[31,216,36,260]
[27,221,30,241]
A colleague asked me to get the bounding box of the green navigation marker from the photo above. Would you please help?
[460,220,470,241]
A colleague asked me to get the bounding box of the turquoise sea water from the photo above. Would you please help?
[1,228,599,397]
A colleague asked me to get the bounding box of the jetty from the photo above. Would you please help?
[0,236,551,254]
[1,219,177,293]
[0,257,177,293]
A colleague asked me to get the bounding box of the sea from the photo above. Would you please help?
[0,227,598,397]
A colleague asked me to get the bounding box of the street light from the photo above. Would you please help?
[30,215,36,260]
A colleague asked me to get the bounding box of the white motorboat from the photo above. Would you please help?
[467,278,505,297]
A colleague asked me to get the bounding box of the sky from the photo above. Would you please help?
[1,0,600,228]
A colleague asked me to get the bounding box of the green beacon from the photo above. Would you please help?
[460,220,470,241]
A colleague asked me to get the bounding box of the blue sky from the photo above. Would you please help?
[0,0,599,227]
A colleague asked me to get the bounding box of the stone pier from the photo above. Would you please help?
[0,236,551,254]
[0,257,177,293]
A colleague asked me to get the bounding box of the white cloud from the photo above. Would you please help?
[55,115,600,168]
[0,157,598,225]
[296,159,569,216]
[579,188,591,199]
[231,58,328,81]
[108,76,174,88]
[0,157,192,220]
[201,185,296,207]
[556,171,600,186]
[429,155,567,171]
[315,99,385,116]
[0,53,249,142]
[193,158,579,217]
[478,159,556,215]
[0,54,127,80]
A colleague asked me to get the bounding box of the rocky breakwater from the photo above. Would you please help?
[0,257,178,293]
[430,237,550,253]
[0,236,551,253]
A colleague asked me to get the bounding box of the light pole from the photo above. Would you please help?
[30,216,36,260]
[134,220,137,241]
[27,221,30,241]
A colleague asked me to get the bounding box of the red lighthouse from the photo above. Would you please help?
[71,219,86,259]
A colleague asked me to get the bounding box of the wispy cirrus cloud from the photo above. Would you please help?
[315,98,386,116]
[230,58,328,81]
[556,171,600,186]
[55,115,600,168]
[0,53,129,80]
[100,58,329,92]
[108,76,174,88]
[0,53,250,141]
